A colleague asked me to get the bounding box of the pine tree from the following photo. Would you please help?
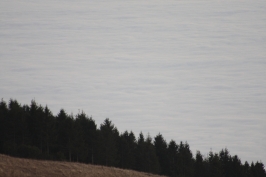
[243,161,253,177]
[136,133,161,174]
[98,118,119,166]
[194,151,208,177]
[0,99,8,154]
[7,99,29,155]
[28,100,46,153]
[55,109,74,161]
[176,141,194,177]
[208,151,223,177]
[231,155,244,177]
[154,133,169,175]
[74,112,96,163]
[251,161,266,177]
[136,132,146,172]
[118,131,137,169]
[168,140,178,177]
[219,148,231,177]
[145,134,161,174]
[43,105,55,158]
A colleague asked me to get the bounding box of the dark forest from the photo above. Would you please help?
[0,99,265,177]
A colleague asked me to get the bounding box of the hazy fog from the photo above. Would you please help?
[1,0,265,163]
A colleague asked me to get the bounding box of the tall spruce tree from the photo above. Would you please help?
[154,133,169,175]
[208,151,223,177]
[7,100,28,155]
[219,148,231,177]
[74,112,96,163]
[55,109,74,161]
[243,161,252,177]
[28,100,47,152]
[231,155,244,177]
[194,151,208,177]
[251,161,266,177]
[176,141,194,177]
[98,118,119,166]
[0,99,8,153]
[135,133,161,174]
[118,131,136,169]
[136,132,146,172]
[168,140,178,177]
[145,134,161,174]
[43,105,55,158]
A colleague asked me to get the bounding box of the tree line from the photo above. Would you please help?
[0,99,265,177]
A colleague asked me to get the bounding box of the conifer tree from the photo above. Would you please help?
[219,148,231,177]
[176,141,194,177]
[154,133,169,175]
[243,161,252,177]
[136,133,161,174]
[208,151,223,177]
[194,151,208,177]
[98,118,119,166]
[55,109,74,161]
[74,112,96,163]
[7,100,28,155]
[145,134,161,174]
[43,105,55,157]
[0,99,7,153]
[168,140,178,177]
[136,132,146,172]
[251,161,266,177]
[118,131,136,169]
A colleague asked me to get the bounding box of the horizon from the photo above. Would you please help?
[1,98,264,167]
[1,0,266,164]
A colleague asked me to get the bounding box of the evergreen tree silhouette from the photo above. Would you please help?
[154,133,169,175]
[0,98,266,177]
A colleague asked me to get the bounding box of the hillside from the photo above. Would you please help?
[0,154,165,177]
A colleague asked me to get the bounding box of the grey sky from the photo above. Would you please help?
[1,0,266,164]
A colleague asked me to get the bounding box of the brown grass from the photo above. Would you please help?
[0,154,166,177]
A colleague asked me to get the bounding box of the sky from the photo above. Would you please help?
[1,0,266,164]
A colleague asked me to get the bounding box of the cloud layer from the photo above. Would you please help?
[1,0,266,163]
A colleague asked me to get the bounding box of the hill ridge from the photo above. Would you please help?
[0,154,165,177]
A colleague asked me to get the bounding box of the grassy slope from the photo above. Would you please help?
[0,154,165,177]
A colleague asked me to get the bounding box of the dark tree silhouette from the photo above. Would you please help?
[97,118,119,166]
[154,133,169,175]
[208,151,223,177]
[0,98,265,177]
[176,141,194,177]
[168,140,179,177]
[55,109,75,161]
[74,112,96,163]
[118,131,136,169]
[194,151,208,177]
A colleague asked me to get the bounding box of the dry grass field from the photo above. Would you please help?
[0,154,166,177]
